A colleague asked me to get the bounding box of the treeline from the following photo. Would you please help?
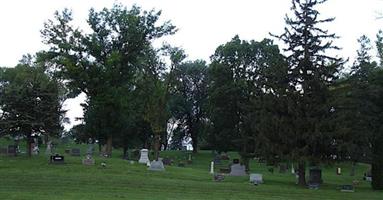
[0,0,382,189]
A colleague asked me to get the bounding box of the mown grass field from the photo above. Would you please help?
[0,140,382,200]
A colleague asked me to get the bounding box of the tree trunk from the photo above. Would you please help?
[191,131,198,153]
[123,146,128,159]
[154,133,160,161]
[350,161,356,176]
[27,139,32,157]
[106,135,112,157]
[298,161,307,186]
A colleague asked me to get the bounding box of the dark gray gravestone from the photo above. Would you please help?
[71,148,81,156]
[309,168,322,185]
[214,174,225,182]
[50,155,65,164]
[7,145,17,156]
[148,160,165,171]
[340,185,354,192]
[229,164,246,176]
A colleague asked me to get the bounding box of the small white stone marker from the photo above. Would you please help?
[210,161,214,174]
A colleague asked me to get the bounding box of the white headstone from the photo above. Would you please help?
[210,161,214,174]
[250,173,263,184]
[291,164,295,174]
[138,149,149,164]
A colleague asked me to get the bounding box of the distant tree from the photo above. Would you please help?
[272,0,343,186]
[0,58,64,156]
[169,59,208,153]
[208,36,287,170]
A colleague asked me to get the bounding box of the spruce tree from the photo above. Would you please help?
[273,0,342,186]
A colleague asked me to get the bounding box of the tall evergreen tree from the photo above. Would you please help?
[272,0,342,186]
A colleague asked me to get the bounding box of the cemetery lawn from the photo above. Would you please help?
[0,145,382,199]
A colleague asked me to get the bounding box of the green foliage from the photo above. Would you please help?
[41,4,176,153]
[0,58,64,155]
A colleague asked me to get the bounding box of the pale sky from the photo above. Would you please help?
[1,0,382,130]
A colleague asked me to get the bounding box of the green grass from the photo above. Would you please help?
[0,141,382,199]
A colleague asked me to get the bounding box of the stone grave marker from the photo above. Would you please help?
[308,168,322,189]
[214,174,225,182]
[210,161,214,174]
[50,154,65,164]
[336,167,341,175]
[309,168,322,184]
[138,149,149,164]
[7,145,17,156]
[340,185,354,192]
[71,148,81,156]
[82,154,95,166]
[148,160,165,171]
[250,173,263,184]
[229,164,246,176]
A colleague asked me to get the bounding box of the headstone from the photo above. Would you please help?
[214,174,225,182]
[250,173,263,184]
[178,161,186,167]
[229,164,246,176]
[71,148,81,156]
[138,149,149,164]
[340,185,354,192]
[291,164,295,174]
[148,160,165,171]
[162,158,172,165]
[336,167,341,175]
[82,154,95,166]
[7,145,17,156]
[50,154,64,164]
[210,161,214,174]
[309,168,322,185]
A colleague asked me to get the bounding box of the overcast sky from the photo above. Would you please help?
[1,0,383,129]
